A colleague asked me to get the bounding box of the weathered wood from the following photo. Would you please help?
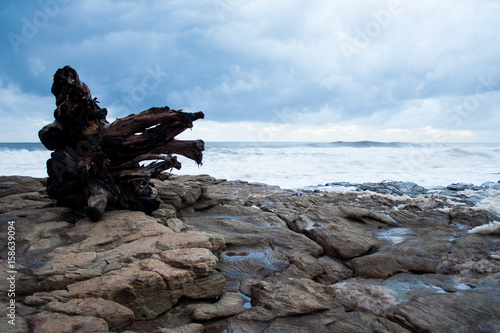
[102,108,204,165]
[39,66,204,221]
[150,139,205,164]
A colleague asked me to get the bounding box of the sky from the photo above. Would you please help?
[0,0,499,143]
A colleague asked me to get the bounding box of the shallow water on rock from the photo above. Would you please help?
[380,273,473,304]
[221,249,268,261]
[303,220,328,231]
[218,246,289,285]
[373,227,413,245]
[236,291,252,309]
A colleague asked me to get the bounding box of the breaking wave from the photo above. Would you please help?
[1,142,499,190]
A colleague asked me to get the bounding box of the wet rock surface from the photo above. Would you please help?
[1,175,499,332]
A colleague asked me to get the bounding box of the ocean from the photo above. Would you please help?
[1,141,499,191]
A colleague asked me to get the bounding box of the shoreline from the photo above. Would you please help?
[2,174,500,215]
[1,175,499,332]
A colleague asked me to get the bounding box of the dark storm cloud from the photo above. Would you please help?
[1,0,499,141]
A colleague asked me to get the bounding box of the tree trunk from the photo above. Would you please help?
[39,66,204,221]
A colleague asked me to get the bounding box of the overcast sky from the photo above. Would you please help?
[1,0,499,142]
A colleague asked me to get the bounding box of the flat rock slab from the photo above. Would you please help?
[191,292,248,321]
[27,312,109,333]
[387,289,500,332]
[351,237,452,278]
[308,223,380,259]
[240,278,340,321]
[291,205,395,259]
[46,297,134,331]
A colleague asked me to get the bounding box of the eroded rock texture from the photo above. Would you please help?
[1,175,499,332]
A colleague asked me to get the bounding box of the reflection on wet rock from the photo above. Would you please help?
[1,175,499,332]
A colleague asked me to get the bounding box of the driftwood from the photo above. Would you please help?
[39,66,204,221]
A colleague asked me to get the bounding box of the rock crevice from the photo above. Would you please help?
[1,175,499,332]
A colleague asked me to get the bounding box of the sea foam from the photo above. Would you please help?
[473,190,500,215]
[469,221,500,235]
[0,148,51,178]
[1,142,499,191]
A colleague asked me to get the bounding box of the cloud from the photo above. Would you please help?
[28,57,46,76]
[0,0,499,142]
[383,128,411,135]
[424,126,474,140]
[0,76,53,142]
[292,125,359,139]
[177,119,484,143]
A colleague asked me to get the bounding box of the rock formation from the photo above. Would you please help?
[0,175,499,332]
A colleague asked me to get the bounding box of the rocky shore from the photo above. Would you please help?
[1,175,499,332]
